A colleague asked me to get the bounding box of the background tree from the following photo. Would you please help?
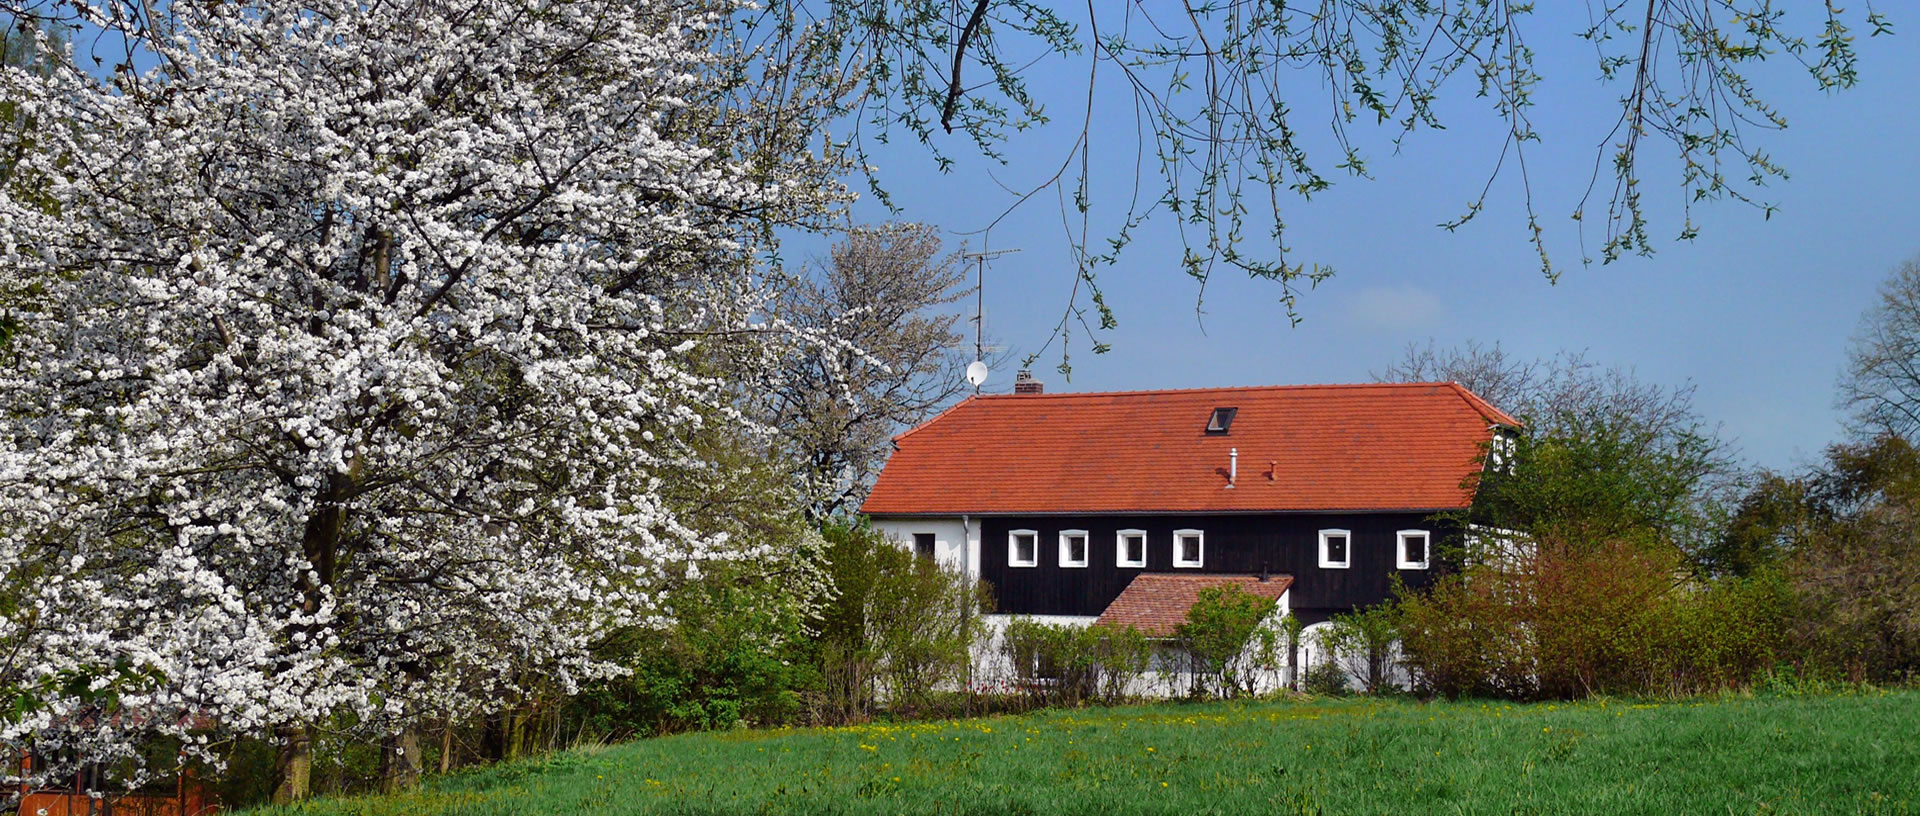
[1718,436,1920,682]
[1840,255,1920,439]
[1375,340,1539,416]
[1377,342,1738,557]
[761,223,976,517]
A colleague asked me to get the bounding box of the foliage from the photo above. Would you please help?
[998,618,1150,708]
[1381,343,1739,565]
[1707,472,1818,578]
[235,694,1920,816]
[1301,661,1350,698]
[745,2,1887,364]
[1173,584,1277,699]
[1716,436,1920,683]
[0,0,857,795]
[571,579,820,740]
[1783,441,1920,682]
[1397,539,1791,700]
[812,521,989,722]
[1392,570,1532,699]
[1316,606,1400,695]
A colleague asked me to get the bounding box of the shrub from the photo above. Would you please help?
[1174,584,1278,698]
[1000,618,1152,707]
[1091,624,1153,704]
[572,578,818,740]
[813,520,991,721]
[1302,660,1350,696]
[1397,538,1792,699]
[1395,573,1531,698]
[1317,605,1401,694]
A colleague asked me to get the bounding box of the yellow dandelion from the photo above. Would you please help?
[1161,782,1169,788]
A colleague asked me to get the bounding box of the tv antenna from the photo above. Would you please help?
[962,247,1019,393]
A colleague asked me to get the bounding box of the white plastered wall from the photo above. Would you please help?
[868,516,977,576]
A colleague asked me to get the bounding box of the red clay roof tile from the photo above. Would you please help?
[861,382,1515,515]
[1095,573,1294,637]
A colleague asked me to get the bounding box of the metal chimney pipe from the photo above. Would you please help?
[1229,447,1238,487]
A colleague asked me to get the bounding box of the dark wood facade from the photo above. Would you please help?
[977,512,1456,625]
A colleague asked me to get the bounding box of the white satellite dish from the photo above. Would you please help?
[965,360,990,387]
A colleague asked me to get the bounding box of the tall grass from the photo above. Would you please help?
[247,691,1920,815]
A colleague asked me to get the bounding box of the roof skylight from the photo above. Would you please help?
[1205,406,1237,434]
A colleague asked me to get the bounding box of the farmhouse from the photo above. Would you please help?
[861,377,1518,683]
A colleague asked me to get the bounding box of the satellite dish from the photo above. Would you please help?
[965,360,990,387]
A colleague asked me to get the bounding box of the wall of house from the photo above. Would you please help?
[869,516,976,576]
[970,595,1338,698]
[975,512,1455,624]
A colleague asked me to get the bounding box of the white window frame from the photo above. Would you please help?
[1172,529,1205,568]
[1058,529,1090,568]
[1008,529,1039,568]
[912,532,938,561]
[1489,432,1516,472]
[1318,528,1352,569]
[1115,529,1148,568]
[1396,529,1430,570]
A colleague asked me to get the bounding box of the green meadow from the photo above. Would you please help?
[249,692,1920,815]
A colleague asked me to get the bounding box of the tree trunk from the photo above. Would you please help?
[379,727,423,793]
[439,721,454,775]
[506,709,527,762]
[271,724,313,805]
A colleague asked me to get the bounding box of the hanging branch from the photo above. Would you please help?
[941,0,993,133]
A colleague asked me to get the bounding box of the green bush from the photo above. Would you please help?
[571,578,818,740]
[1000,619,1152,707]
[1317,605,1400,694]
[1174,584,1278,698]
[1302,660,1350,696]
[1397,539,1792,699]
[813,520,990,721]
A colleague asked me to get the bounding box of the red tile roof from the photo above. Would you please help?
[1095,573,1294,637]
[861,382,1517,515]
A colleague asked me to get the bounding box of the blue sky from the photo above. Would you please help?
[827,7,1920,474]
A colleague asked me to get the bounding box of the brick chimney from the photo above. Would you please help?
[1014,369,1044,395]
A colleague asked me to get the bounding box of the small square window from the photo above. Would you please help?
[913,533,936,561]
[1059,530,1089,568]
[1205,407,1238,434]
[1009,530,1039,567]
[1319,529,1351,569]
[1173,529,1204,568]
[1116,530,1147,568]
[1398,530,1430,570]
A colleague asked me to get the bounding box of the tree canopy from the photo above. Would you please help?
[0,0,854,795]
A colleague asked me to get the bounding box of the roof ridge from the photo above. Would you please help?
[971,381,1461,401]
[889,394,980,444]
[1444,382,1523,427]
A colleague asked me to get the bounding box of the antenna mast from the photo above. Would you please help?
[961,247,1019,394]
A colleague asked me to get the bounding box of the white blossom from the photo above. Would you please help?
[0,0,848,791]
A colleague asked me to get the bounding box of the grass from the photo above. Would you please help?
[248,691,1920,815]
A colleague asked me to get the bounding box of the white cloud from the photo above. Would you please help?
[1345,285,1444,330]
